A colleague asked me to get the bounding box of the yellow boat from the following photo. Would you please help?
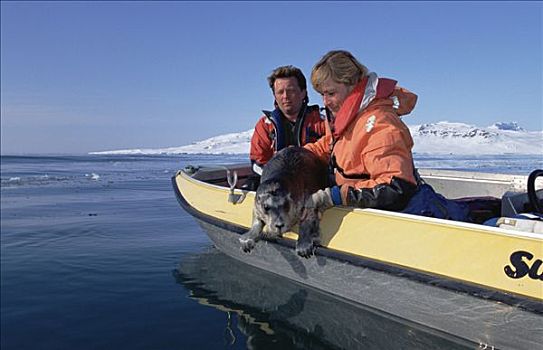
[172,164,543,349]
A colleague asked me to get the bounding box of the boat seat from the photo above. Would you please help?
[501,189,543,217]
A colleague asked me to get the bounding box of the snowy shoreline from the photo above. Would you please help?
[90,122,543,156]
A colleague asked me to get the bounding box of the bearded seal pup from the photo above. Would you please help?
[239,147,328,258]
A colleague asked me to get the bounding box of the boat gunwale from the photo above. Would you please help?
[172,172,543,315]
[179,167,543,240]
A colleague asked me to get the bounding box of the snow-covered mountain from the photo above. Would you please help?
[408,122,542,155]
[94,130,253,156]
[90,121,542,155]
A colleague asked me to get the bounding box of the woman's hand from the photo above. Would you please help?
[307,188,334,210]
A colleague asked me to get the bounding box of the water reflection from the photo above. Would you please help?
[174,248,472,350]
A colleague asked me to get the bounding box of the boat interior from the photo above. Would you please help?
[182,164,543,231]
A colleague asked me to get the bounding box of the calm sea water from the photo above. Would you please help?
[1,154,541,349]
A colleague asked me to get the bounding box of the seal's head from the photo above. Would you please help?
[254,180,299,237]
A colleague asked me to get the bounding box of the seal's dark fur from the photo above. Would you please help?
[239,147,327,257]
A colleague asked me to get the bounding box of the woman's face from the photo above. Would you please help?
[319,78,353,115]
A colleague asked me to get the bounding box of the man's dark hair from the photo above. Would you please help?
[267,65,307,93]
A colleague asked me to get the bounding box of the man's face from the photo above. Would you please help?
[273,77,306,118]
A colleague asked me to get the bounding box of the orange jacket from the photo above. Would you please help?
[305,73,418,209]
[250,104,326,174]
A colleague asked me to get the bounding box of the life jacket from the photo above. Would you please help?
[250,104,326,174]
[304,73,418,208]
[262,103,324,151]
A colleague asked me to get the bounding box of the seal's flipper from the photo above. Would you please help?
[239,212,264,253]
[296,209,321,258]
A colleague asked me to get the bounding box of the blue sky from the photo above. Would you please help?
[1,1,541,154]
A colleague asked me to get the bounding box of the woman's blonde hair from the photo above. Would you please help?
[311,50,368,93]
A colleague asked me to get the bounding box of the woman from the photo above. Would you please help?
[304,50,419,212]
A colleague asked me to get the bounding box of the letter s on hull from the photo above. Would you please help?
[504,251,543,281]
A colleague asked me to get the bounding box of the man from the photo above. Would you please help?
[245,65,326,190]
